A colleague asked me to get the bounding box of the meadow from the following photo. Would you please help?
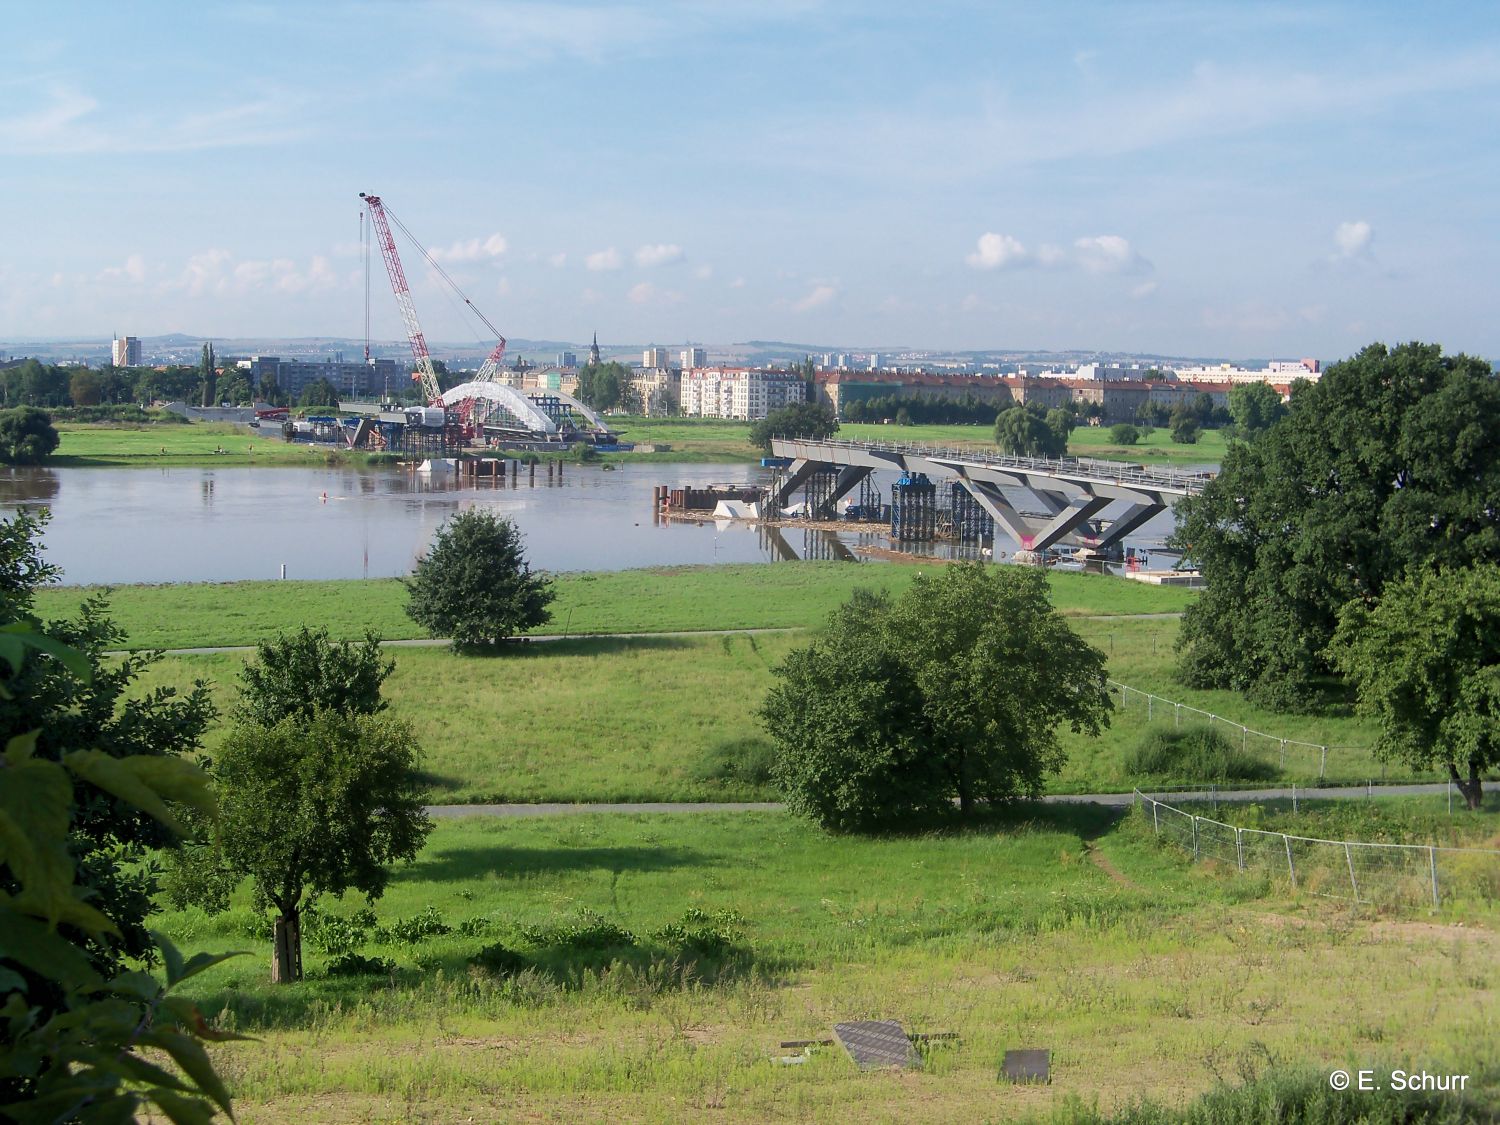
[163,808,1498,1123]
[33,562,1195,650]
[52,421,390,467]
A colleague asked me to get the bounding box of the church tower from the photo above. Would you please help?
[588,332,601,366]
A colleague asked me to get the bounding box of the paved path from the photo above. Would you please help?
[117,612,1183,657]
[424,782,1453,819]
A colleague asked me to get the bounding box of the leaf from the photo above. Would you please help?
[112,1052,196,1095]
[62,751,214,836]
[0,909,105,992]
[0,622,92,683]
[0,743,85,927]
[155,930,187,987]
[140,1089,217,1125]
[151,1028,235,1117]
[160,996,257,1043]
[176,947,251,986]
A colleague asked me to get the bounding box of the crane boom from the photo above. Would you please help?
[359,192,442,404]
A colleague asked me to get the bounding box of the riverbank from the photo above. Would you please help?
[48,417,1228,468]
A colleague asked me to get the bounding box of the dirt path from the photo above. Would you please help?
[1084,842,1142,890]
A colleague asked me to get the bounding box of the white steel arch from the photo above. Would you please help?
[440,381,611,435]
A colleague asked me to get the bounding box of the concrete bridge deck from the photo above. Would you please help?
[768,437,1212,554]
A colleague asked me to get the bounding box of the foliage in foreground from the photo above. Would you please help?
[0,407,59,466]
[762,564,1111,830]
[0,627,243,1121]
[405,509,555,647]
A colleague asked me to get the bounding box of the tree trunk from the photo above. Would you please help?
[1449,762,1484,811]
[271,909,302,984]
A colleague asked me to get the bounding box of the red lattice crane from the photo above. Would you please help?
[359,192,507,407]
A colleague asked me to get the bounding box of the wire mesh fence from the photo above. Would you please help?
[1134,790,1500,909]
[1111,679,1384,780]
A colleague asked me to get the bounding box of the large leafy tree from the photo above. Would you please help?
[199,342,217,407]
[405,510,555,647]
[748,401,838,451]
[575,360,628,411]
[1228,381,1286,439]
[298,377,340,409]
[1332,566,1500,808]
[0,407,59,465]
[762,565,1110,831]
[214,710,431,982]
[1173,341,1500,708]
[993,403,1068,458]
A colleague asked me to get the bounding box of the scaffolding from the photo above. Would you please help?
[950,482,995,544]
[891,473,937,542]
[802,468,841,519]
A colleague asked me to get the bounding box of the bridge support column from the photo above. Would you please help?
[1087,500,1166,553]
[771,459,821,509]
[1026,494,1113,553]
[956,479,1036,547]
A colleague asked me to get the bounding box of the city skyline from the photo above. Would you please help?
[3,2,1498,359]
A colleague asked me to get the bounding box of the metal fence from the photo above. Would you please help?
[1111,679,1377,780]
[1133,790,1500,908]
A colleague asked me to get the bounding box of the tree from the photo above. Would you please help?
[761,565,1111,831]
[299,377,340,409]
[0,511,214,982]
[1169,410,1200,444]
[215,709,431,982]
[1331,567,1500,809]
[68,370,102,406]
[993,404,1067,457]
[1108,423,1141,446]
[1228,381,1285,439]
[0,406,59,465]
[1173,341,1500,707]
[575,360,628,411]
[748,401,839,452]
[236,626,393,727]
[200,342,217,407]
[405,510,555,646]
[0,628,244,1119]
[256,372,287,406]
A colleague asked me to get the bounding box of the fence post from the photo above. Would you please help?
[1192,817,1199,860]
[1320,746,1328,779]
[1430,847,1440,909]
[1292,784,1297,814]
[1211,784,1217,812]
[1148,695,1153,722]
[1235,828,1244,871]
[1345,843,1359,902]
[1174,703,1180,729]
[1242,727,1248,754]
[1285,835,1297,890]
[1152,801,1159,834]
[1280,739,1286,768]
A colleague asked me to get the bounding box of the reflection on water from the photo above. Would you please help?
[0,462,1183,586]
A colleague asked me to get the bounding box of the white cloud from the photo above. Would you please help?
[966,232,1027,270]
[1130,280,1159,299]
[586,248,622,271]
[627,282,657,304]
[431,233,508,262]
[634,243,683,268]
[1333,220,1372,258]
[548,252,568,267]
[693,264,714,280]
[960,293,984,312]
[728,277,746,288]
[1073,234,1149,275]
[1036,244,1067,267]
[793,283,837,312]
[98,254,146,284]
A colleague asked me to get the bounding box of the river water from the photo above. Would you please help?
[0,462,1185,586]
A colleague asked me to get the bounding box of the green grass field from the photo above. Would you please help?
[161,809,1498,1123]
[52,422,393,468]
[33,562,1195,650]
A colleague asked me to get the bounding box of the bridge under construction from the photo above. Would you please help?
[767,437,1210,557]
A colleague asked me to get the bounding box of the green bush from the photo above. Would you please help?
[1126,724,1279,783]
[376,905,451,946]
[521,908,635,951]
[304,907,377,956]
[324,952,395,978]
[651,909,746,958]
[1108,423,1141,446]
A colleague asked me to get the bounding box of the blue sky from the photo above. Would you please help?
[3,1,1498,360]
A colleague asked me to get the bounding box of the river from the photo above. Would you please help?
[0,462,1185,585]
